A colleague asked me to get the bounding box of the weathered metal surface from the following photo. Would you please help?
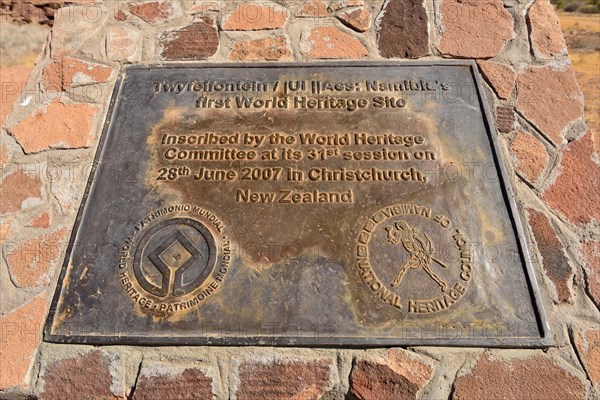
[45,62,550,347]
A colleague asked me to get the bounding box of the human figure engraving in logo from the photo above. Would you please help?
[385,221,449,291]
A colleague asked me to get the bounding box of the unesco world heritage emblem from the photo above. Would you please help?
[357,203,473,315]
[118,204,231,316]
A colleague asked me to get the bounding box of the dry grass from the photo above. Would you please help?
[0,22,49,67]
[559,12,600,138]
[558,12,600,32]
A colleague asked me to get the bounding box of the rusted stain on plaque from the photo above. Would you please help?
[45,62,550,347]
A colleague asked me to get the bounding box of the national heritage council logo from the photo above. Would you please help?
[356,203,474,315]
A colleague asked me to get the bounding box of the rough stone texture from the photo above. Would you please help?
[27,212,51,228]
[477,60,517,100]
[128,0,180,24]
[229,36,292,61]
[115,9,128,21]
[131,367,213,400]
[528,209,573,303]
[106,25,143,63]
[581,241,600,306]
[2,0,98,25]
[39,351,121,400]
[297,0,329,17]
[1,65,33,123]
[528,0,567,59]
[221,2,288,31]
[349,349,433,400]
[516,66,583,146]
[329,0,365,13]
[235,359,332,400]
[0,221,11,242]
[46,162,86,213]
[2,0,58,24]
[510,131,548,182]
[302,26,368,59]
[10,100,99,154]
[437,0,514,58]
[188,0,220,14]
[384,349,433,388]
[452,355,586,399]
[0,169,42,215]
[0,144,7,166]
[6,227,68,288]
[159,18,218,60]
[0,294,46,389]
[337,8,371,33]
[496,105,515,133]
[575,328,600,386]
[544,132,600,225]
[50,5,108,57]
[42,57,113,91]
[377,0,428,59]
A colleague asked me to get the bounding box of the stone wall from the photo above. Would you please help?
[0,0,598,399]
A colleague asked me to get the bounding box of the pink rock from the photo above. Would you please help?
[221,1,288,31]
[0,294,47,389]
[477,60,516,100]
[302,26,368,59]
[516,66,583,145]
[10,100,99,154]
[528,0,567,58]
[437,0,514,58]
[509,131,548,182]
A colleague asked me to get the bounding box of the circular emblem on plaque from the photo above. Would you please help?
[118,204,231,316]
[356,204,474,314]
[133,218,216,298]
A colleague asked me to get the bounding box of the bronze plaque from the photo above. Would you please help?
[45,62,550,347]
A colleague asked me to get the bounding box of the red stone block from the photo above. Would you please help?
[0,294,46,389]
[349,349,433,400]
[42,57,113,91]
[132,367,213,400]
[27,212,51,229]
[229,36,292,62]
[477,60,516,100]
[437,0,514,58]
[496,105,515,133]
[297,0,329,17]
[452,355,585,399]
[302,26,368,59]
[528,0,567,59]
[10,100,99,154]
[510,131,549,183]
[337,8,371,33]
[575,328,600,387]
[377,0,429,59]
[39,350,123,400]
[106,25,143,63]
[516,66,583,146]
[528,209,573,303]
[544,132,599,225]
[235,359,333,400]
[221,1,288,31]
[128,0,181,24]
[0,169,42,215]
[6,227,68,288]
[159,18,219,60]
